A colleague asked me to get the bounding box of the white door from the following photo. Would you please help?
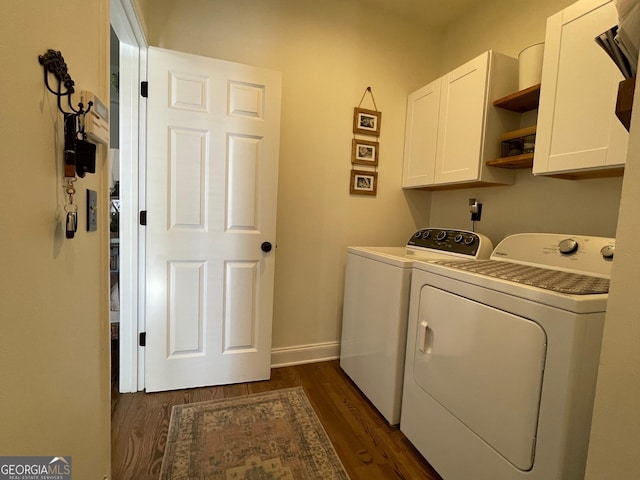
[434,51,488,184]
[402,80,441,188]
[533,0,627,175]
[145,47,282,392]
[413,285,546,471]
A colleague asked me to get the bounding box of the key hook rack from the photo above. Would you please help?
[39,49,97,179]
[39,49,98,239]
[39,49,89,117]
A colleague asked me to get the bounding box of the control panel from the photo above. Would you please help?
[490,233,616,277]
[407,228,492,259]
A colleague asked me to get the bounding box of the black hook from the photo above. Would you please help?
[39,49,92,118]
[40,49,96,179]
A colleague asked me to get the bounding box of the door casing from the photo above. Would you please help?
[110,0,147,393]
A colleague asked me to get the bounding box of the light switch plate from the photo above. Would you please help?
[87,189,98,232]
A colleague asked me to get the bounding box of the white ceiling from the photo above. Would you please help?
[360,0,482,29]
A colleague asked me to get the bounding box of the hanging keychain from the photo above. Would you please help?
[64,179,78,239]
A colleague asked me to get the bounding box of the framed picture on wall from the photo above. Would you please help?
[352,138,379,166]
[350,169,378,196]
[353,107,382,136]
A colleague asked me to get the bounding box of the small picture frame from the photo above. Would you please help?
[353,107,382,136]
[352,139,379,166]
[350,170,378,196]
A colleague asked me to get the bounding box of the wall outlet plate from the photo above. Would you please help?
[87,189,98,231]
[469,198,482,221]
[471,203,482,221]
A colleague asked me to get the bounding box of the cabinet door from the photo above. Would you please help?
[434,52,489,184]
[402,80,441,188]
[533,0,628,175]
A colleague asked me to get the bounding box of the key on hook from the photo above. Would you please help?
[66,211,77,239]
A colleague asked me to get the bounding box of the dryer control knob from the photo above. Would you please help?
[600,244,615,259]
[436,231,448,241]
[454,234,464,243]
[422,230,431,239]
[558,238,578,254]
[463,235,475,246]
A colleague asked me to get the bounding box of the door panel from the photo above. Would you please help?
[413,285,546,470]
[534,0,627,174]
[169,261,205,356]
[170,70,210,112]
[224,260,258,351]
[402,81,440,187]
[227,134,260,230]
[145,47,281,392]
[435,52,488,183]
[228,81,264,118]
[169,127,208,229]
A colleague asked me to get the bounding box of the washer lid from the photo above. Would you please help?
[346,246,473,267]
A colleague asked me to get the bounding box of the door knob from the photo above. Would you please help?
[261,242,273,253]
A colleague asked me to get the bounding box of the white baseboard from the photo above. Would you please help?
[271,341,341,368]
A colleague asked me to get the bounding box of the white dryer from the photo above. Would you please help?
[401,233,615,480]
[340,228,493,425]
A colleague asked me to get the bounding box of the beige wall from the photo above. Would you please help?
[140,0,436,349]
[585,76,640,478]
[0,1,111,478]
[440,0,576,73]
[428,171,623,246]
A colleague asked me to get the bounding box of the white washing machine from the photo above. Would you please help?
[340,228,493,425]
[401,233,615,480]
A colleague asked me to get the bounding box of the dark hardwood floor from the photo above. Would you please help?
[111,360,442,480]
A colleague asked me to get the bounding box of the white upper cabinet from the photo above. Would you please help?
[402,51,520,189]
[402,80,441,187]
[533,0,628,177]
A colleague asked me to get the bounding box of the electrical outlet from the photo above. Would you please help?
[469,198,482,222]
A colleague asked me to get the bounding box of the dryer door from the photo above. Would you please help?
[413,285,546,470]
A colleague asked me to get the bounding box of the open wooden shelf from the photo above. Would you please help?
[500,125,536,142]
[493,83,541,112]
[486,153,534,169]
[489,86,540,169]
[488,125,536,168]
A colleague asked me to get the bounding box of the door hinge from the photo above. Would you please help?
[139,332,146,347]
[140,210,147,226]
[141,81,148,98]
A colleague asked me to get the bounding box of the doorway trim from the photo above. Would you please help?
[110,0,147,392]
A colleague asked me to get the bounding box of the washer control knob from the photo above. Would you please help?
[436,231,448,241]
[422,230,431,239]
[600,244,615,259]
[454,234,464,243]
[414,231,422,238]
[463,235,475,246]
[558,238,578,254]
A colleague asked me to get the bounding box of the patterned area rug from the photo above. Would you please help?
[160,387,350,480]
